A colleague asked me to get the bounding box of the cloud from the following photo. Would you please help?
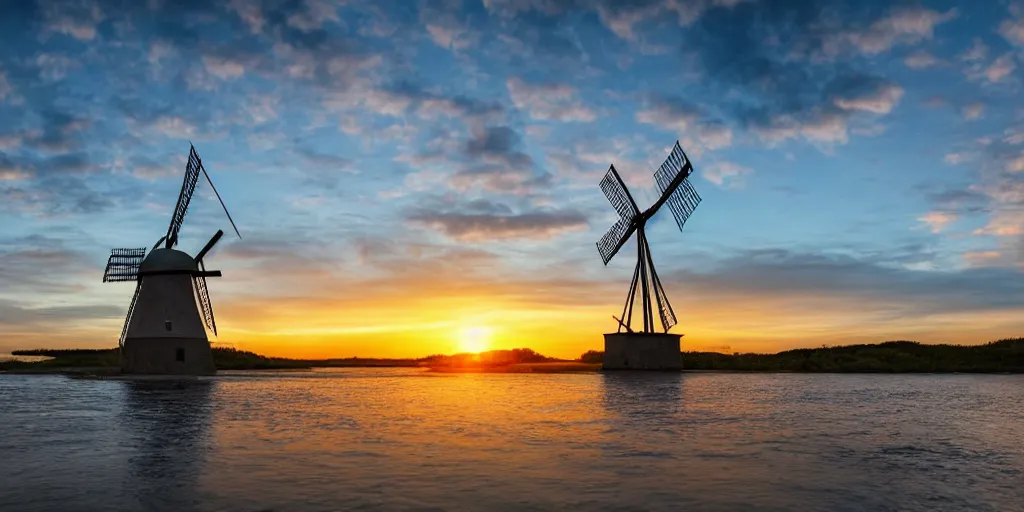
[227,0,266,34]
[284,0,343,32]
[974,212,1024,237]
[449,164,552,195]
[1007,154,1024,173]
[1000,14,1024,47]
[835,6,958,55]
[0,153,30,181]
[41,0,104,41]
[43,153,93,174]
[703,161,752,188]
[1006,126,1024,146]
[294,147,358,188]
[985,54,1017,83]
[426,24,472,50]
[35,53,77,82]
[422,1,478,51]
[117,154,178,180]
[0,71,10,101]
[202,55,247,80]
[407,206,589,241]
[918,211,957,233]
[826,74,905,114]
[0,235,97,295]
[29,109,91,152]
[963,251,1003,267]
[0,134,23,151]
[672,248,1024,316]
[0,301,124,329]
[960,38,988,62]
[745,109,851,147]
[927,187,989,215]
[486,8,590,72]
[148,116,198,139]
[967,146,1024,238]
[635,95,732,152]
[677,4,914,152]
[904,50,939,69]
[726,72,907,150]
[962,103,985,121]
[341,80,504,125]
[506,77,596,122]
[464,125,534,169]
[297,148,354,170]
[591,0,742,43]
[944,153,966,165]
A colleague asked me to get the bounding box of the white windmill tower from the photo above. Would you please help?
[102,144,241,375]
[596,141,702,371]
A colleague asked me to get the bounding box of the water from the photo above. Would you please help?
[1,370,1022,512]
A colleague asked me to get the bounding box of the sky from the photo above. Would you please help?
[1,0,1023,359]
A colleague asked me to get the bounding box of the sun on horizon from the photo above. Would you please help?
[457,326,494,354]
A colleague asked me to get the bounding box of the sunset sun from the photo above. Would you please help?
[457,326,493,354]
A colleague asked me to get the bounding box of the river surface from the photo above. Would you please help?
[1,370,1022,512]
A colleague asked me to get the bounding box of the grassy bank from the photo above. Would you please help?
[4,338,1024,374]
[582,338,1024,372]
[3,347,420,372]
[1,347,563,373]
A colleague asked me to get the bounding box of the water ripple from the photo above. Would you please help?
[0,371,1022,511]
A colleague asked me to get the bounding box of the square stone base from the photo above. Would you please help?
[603,332,682,371]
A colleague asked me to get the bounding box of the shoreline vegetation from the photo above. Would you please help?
[1,338,1022,375]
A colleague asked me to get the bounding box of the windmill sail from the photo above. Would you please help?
[103,248,146,282]
[597,165,640,264]
[601,164,640,220]
[119,282,142,347]
[598,217,634,265]
[165,145,203,248]
[193,260,217,336]
[653,141,701,231]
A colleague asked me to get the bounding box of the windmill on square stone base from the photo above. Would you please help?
[596,141,702,371]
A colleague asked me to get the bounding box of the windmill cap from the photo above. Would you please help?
[140,248,199,273]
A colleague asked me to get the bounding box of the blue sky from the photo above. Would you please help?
[1,0,1023,358]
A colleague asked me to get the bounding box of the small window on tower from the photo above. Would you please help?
[176,348,185,362]
[165,321,172,332]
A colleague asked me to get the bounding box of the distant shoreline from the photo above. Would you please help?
[2,339,1022,375]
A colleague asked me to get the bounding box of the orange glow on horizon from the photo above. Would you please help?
[456,326,493,354]
[5,273,1024,360]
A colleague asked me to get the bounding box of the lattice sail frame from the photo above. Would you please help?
[597,165,640,265]
[193,270,217,336]
[653,141,701,232]
[119,282,142,347]
[103,248,146,282]
[165,145,203,248]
